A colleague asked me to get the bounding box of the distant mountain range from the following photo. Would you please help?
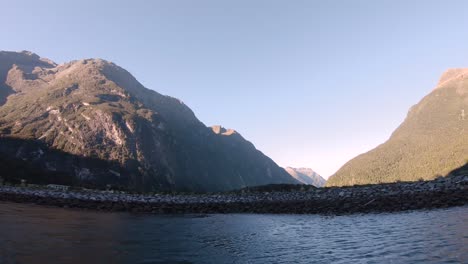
[327,69,468,187]
[284,167,326,187]
[0,50,299,192]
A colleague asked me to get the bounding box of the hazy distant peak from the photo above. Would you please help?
[285,167,319,177]
[286,167,316,172]
[285,167,326,187]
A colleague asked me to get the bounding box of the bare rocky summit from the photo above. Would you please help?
[327,69,468,187]
[0,50,299,192]
[285,167,326,187]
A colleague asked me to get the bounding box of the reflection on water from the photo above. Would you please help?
[0,202,467,264]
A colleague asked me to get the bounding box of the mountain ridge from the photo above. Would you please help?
[0,50,299,191]
[285,167,326,187]
[326,69,468,187]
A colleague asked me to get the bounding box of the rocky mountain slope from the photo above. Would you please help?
[0,50,299,192]
[327,69,468,187]
[284,167,326,187]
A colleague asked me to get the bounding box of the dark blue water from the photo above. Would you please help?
[0,202,467,264]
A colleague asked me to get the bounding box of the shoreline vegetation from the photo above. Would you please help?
[0,174,466,215]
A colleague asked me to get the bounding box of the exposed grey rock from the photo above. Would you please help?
[0,50,299,192]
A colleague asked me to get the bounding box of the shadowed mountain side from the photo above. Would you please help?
[447,162,468,177]
[0,136,297,192]
[0,137,136,190]
[0,51,299,192]
[0,84,13,106]
[327,69,468,187]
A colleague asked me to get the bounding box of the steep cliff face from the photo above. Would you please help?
[327,69,468,187]
[285,167,326,187]
[0,51,298,191]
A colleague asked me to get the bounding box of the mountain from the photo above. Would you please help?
[0,50,299,192]
[326,69,468,187]
[284,167,326,187]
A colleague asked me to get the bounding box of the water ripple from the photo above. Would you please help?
[0,203,467,264]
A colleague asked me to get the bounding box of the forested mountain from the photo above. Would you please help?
[327,69,468,187]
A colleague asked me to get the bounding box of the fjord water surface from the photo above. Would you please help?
[0,202,466,264]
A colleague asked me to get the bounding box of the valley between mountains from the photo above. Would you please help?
[0,50,466,194]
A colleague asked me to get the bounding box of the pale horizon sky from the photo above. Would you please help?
[2,0,468,178]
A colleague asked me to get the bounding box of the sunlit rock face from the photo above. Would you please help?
[327,69,468,187]
[0,51,298,192]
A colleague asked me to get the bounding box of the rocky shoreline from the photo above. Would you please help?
[0,174,467,215]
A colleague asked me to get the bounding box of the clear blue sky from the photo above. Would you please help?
[2,0,468,178]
